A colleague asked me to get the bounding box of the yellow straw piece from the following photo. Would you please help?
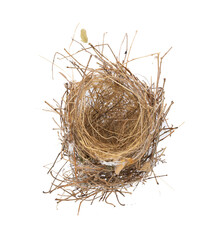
[81,29,88,43]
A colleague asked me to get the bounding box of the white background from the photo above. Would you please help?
[1,0,216,239]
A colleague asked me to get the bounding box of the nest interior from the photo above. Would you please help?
[45,38,176,212]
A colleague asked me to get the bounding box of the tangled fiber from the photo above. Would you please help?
[44,31,176,213]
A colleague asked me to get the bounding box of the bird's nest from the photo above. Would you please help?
[44,32,176,214]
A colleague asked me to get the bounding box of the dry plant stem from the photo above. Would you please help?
[45,37,175,213]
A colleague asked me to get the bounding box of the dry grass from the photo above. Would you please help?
[44,32,176,214]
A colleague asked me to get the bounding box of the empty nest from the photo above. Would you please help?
[44,33,176,213]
